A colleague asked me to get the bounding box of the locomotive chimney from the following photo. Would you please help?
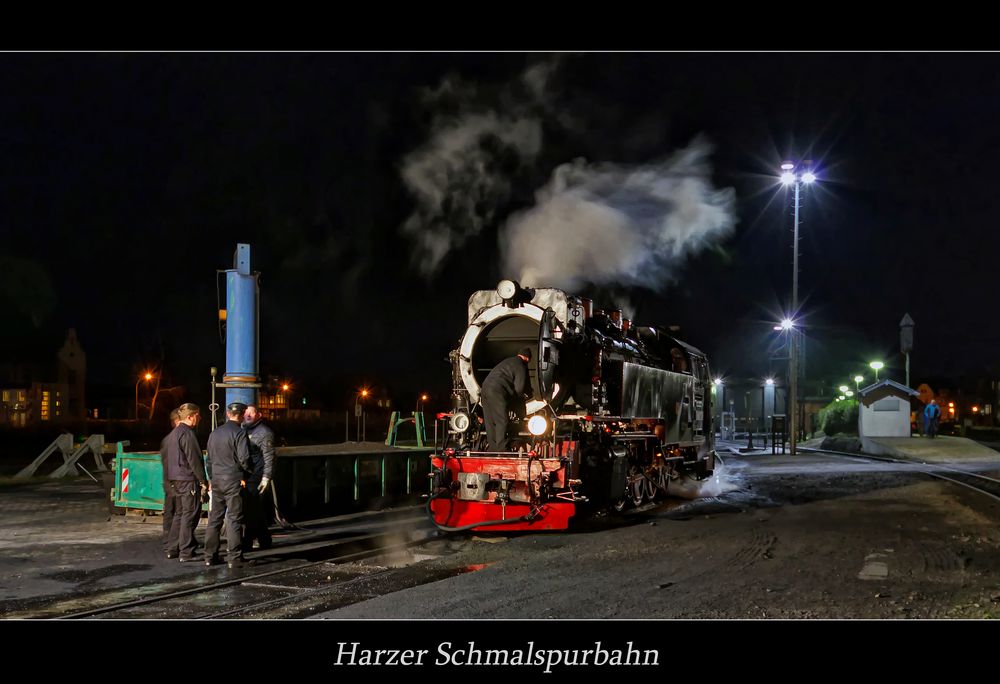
[609,310,623,329]
[622,318,631,333]
[580,297,593,319]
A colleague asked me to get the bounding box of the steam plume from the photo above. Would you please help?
[501,137,736,293]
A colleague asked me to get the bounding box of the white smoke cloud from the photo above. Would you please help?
[400,113,542,275]
[501,137,736,293]
[399,62,560,278]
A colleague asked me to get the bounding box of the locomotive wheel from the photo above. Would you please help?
[643,475,657,501]
[656,467,670,493]
[628,469,645,506]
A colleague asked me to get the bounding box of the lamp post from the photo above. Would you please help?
[135,371,153,420]
[764,378,775,441]
[780,161,816,454]
[416,393,429,414]
[714,378,724,437]
[355,388,369,443]
[870,361,884,383]
[280,382,291,418]
[854,375,864,397]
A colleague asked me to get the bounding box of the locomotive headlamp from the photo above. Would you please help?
[496,279,518,300]
[527,414,548,436]
[449,412,471,433]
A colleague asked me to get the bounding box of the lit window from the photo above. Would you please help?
[2,391,8,402]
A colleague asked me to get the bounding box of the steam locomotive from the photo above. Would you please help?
[427,279,715,532]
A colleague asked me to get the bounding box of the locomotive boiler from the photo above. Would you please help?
[428,279,715,532]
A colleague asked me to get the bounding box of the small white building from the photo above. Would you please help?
[858,379,919,438]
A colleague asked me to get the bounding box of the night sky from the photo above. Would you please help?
[2,52,997,411]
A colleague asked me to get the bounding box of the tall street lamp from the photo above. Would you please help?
[854,375,864,397]
[870,361,884,382]
[780,160,817,454]
[135,371,153,420]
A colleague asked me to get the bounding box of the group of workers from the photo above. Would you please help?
[153,344,533,567]
[159,401,276,569]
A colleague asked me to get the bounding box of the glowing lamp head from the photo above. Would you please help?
[839,385,849,393]
[282,384,289,391]
[144,372,153,381]
[360,389,369,398]
[854,375,864,383]
[714,378,723,386]
[780,171,796,185]
[781,161,795,171]
[870,361,884,371]
[527,415,548,436]
[781,318,794,330]
[802,171,817,184]
[765,378,775,386]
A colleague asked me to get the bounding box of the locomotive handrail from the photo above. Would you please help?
[443,450,560,458]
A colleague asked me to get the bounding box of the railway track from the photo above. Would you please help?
[720,438,1000,506]
[6,508,440,620]
[799,445,1000,504]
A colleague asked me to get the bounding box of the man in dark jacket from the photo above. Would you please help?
[481,347,533,452]
[161,408,181,558]
[204,402,252,568]
[163,403,208,562]
[242,404,275,550]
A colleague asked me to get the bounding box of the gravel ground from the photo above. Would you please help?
[6,446,1000,620]
[313,448,1000,619]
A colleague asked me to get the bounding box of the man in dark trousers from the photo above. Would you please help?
[481,346,533,452]
[161,408,181,558]
[205,402,252,568]
[163,403,208,562]
[242,404,275,550]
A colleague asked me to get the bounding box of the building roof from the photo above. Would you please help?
[858,379,920,398]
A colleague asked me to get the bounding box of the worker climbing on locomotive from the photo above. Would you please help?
[481,346,533,452]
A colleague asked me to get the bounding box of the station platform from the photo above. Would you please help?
[719,435,1000,465]
[862,435,1000,464]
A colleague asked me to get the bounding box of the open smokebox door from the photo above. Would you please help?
[537,307,568,411]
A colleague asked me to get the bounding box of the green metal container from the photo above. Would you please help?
[112,441,208,513]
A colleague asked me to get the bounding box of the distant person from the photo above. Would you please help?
[242,404,275,550]
[924,399,941,438]
[163,403,208,562]
[204,402,252,568]
[481,347,532,452]
[161,408,181,558]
